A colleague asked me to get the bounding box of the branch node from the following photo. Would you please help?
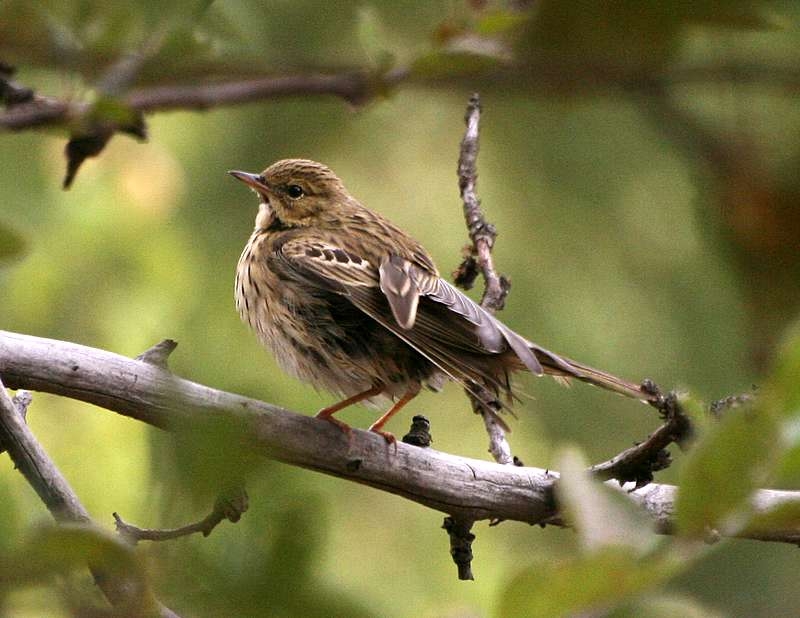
[0,390,33,456]
[12,390,32,421]
[452,247,479,290]
[136,339,178,369]
[402,415,432,447]
[442,516,475,581]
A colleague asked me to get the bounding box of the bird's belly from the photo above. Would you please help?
[236,268,435,398]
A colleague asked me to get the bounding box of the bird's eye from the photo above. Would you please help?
[286,184,304,199]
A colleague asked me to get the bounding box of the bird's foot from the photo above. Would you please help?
[369,427,397,452]
[315,411,353,438]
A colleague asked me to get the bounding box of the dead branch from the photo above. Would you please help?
[2,330,799,545]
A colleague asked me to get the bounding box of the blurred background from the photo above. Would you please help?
[1,1,800,616]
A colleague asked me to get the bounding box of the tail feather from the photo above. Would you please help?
[533,348,653,402]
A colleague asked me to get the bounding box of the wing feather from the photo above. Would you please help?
[274,240,574,391]
[379,255,420,329]
[274,239,647,403]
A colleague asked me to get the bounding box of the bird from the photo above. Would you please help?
[230,159,652,443]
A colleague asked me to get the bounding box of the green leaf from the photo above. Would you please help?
[500,449,691,617]
[675,398,781,538]
[610,594,724,618]
[0,524,162,615]
[89,96,147,138]
[686,5,787,31]
[765,321,800,486]
[744,501,800,539]
[411,50,502,79]
[0,221,27,264]
[356,6,395,73]
[556,446,657,554]
[499,547,675,618]
[1,524,143,586]
[475,10,530,36]
[770,319,800,418]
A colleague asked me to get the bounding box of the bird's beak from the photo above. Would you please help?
[228,170,269,192]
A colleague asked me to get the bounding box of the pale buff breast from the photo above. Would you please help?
[235,231,383,398]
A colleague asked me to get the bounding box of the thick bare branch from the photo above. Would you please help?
[2,330,800,545]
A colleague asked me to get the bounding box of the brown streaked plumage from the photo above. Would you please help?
[231,159,652,443]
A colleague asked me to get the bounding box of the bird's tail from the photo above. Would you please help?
[532,345,655,402]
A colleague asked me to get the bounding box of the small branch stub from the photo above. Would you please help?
[442,517,475,581]
[136,339,178,370]
[0,390,32,455]
[402,415,432,447]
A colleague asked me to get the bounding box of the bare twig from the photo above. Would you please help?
[0,377,181,618]
[0,69,408,133]
[0,66,408,187]
[480,411,514,465]
[3,330,800,546]
[710,391,756,419]
[126,69,408,111]
[114,488,248,544]
[4,58,800,134]
[455,93,509,312]
[453,93,517,469]
[0,92,70,130]
[590,390,691,487]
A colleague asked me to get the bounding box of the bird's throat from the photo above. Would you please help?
[255,201,274,230]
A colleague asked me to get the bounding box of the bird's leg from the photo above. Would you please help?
[315,384,385,435]
[368,384,422,445]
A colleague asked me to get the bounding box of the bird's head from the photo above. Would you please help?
[229,159,350,229]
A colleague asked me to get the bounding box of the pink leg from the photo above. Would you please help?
[368,384,421,445]
[315,385,385,435]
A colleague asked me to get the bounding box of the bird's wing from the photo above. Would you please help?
[381,255,545,376]
[274,238,494,395]
[274,237,379,290]
[275,241,555,379]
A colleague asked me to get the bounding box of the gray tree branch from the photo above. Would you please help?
[0,69,409,132]
[1,329,799,544]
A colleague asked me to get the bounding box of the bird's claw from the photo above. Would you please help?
[316,413,353,438]
[370,428,398,452]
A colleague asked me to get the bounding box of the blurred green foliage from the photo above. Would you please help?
[2,0,800,616]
